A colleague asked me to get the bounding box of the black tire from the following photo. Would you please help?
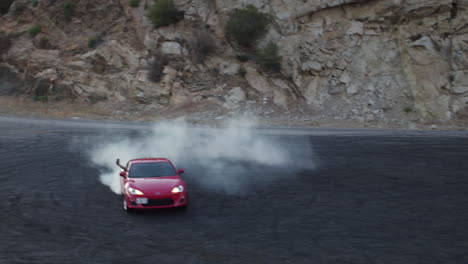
[123,196,133,213]
[179,204,188,211]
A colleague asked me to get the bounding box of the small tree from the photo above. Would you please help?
[88,34,103,49]
[238,67,247,77]
[236,53,250,62]
[37,37,50,49]
[148,52,168,82]
[28,25,41,37]
[403,106,413,113]
[129,0,140,7]
[64,1,73,21]
[225,5,270,47]
[257,41,282,72]
[189,29,216,64]
[148,0,184,27]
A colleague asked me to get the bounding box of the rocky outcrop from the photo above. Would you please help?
[0,65,23,95]
[0,0,467,123]
[0,0,14,15]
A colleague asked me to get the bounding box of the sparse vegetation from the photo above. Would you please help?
[129,0,140,7]
[28,25,41,37]
[88,37,98,49]
[147,0,184,27]
[88,34,103,49]
[13,2,27,15]
[236,54,250,62]
[64,1,73,21]
[0,32,11,55]
[33,95,48,103]
[148,52,168,82]
[225,5,270,47]
[256,41,282,72]
[37,37,50,49]
[31,0,38,8]
[403,106,413,113]
[211,67,219,75]
[189,29,216,64]
[238,67,247,77]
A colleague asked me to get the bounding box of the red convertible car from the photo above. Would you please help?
[116,158,188,212]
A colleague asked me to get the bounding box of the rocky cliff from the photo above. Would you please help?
[0,0,467,125]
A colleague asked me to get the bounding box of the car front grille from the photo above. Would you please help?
[144,198,174,206]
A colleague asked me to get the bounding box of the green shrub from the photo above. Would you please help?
[147,0,184,27]
[88,35,103,49]
[31,0,38,8]
[225,5,270,47]
[403,106,413,113]
[33,95,48,103]
[28,25,41,37]
[37,37,50,49]
[64,1,73,21]
[236,54,250,62]
[189,29,216,64]
[238,67,247,77]
[148,52,168,82]
[129,0,140,7]
[257,41,281,72]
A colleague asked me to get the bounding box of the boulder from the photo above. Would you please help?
[0,65,23,95]
[346,84,359,95]
[301,61,322,72]
[303,78,320,105]
[245,66,271,94]
[451,71,468,94]
[224,87,246,109]
[219,61,240,76]
[161,42,183,55]
[27,50,61,73]
[134,83,171,105]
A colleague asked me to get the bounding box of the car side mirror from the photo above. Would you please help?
[119,170,126,177]
[177,169,185,174]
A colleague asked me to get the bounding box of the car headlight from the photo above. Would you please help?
[128,187,144,195]
[171,185,184,194]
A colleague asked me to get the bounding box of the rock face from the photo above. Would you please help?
[0,65,23,95]
[0,0,14,15]
[0,0,467,123]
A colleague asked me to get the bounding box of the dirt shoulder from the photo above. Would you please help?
[1,96,467,131]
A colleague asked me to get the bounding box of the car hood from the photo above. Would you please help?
[129,176,182,194]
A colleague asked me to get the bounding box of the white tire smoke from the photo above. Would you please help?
[86,118,314,194]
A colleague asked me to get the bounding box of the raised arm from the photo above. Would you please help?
[116,158,127,171]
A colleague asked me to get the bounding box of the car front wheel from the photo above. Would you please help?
[179,204,187,211]
[123,196,132,213]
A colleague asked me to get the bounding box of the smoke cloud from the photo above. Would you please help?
[85,118,314,195]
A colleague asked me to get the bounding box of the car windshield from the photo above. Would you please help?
[128,162,176,178]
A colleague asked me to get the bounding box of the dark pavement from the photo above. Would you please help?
[0,117,467,264]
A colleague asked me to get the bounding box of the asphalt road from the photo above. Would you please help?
[0,116,467,264]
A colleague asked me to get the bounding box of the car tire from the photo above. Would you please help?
[123,196,133,213]
[179,204,188,211]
